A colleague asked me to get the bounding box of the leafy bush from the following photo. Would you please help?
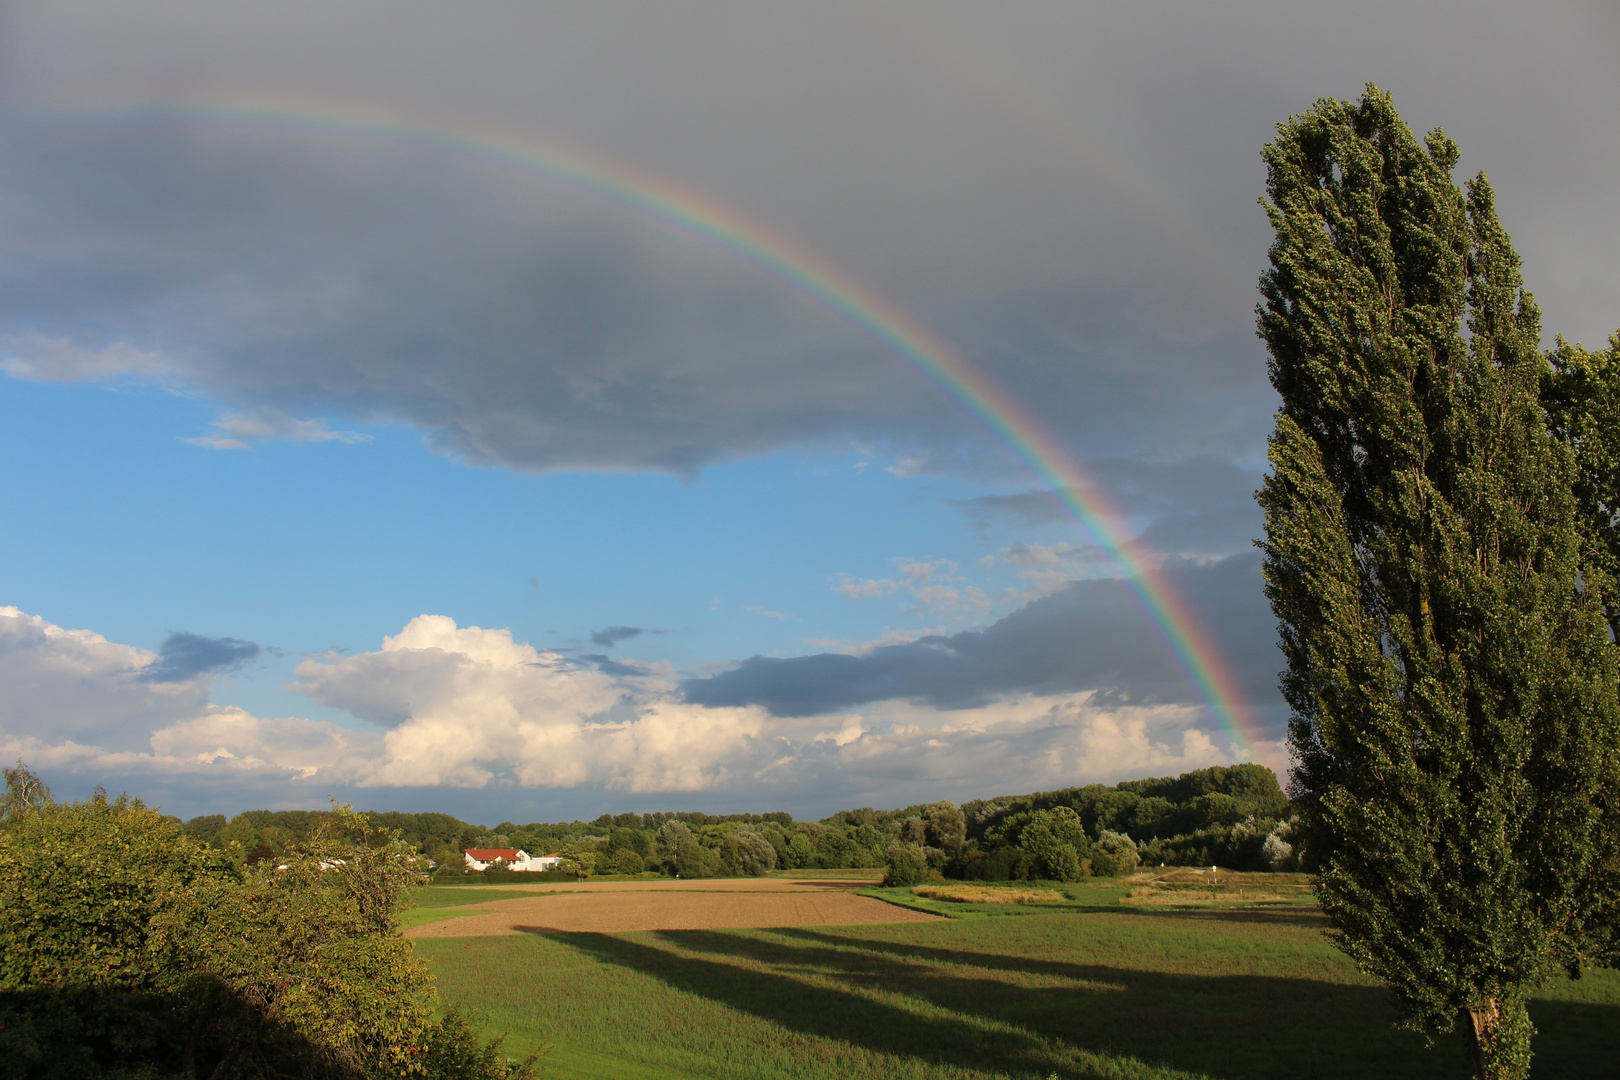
[417,1008,540,1079]
[1091,830,1139,877]
[783,832,815,868]
[731,827,777,876]
[1016,807,1091,881]
[883,843,929,887]
[608,848,645,876]
[0,766,536,1079]
[1261,821,1298,871]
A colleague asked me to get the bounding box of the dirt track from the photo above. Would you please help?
[406,879,938,936]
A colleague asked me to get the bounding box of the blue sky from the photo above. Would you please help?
[1,1,1616,822]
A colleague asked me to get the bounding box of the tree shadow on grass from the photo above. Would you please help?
[0,981,341,1080]
[673,927,1462,1079]
[1522,999,1620,1077]
[526,925,1517,1079]
[1130,906,1330,929]
[524,926,1132,1079]
[773,927,1618,1079]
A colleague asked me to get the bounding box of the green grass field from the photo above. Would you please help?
[409,880,1620,1079]
[764,869,885,880]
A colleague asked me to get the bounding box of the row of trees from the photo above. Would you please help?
[958,762,1295,879]
[168,763,1297,888]
[0,763,536,1079]
[454,763,1300,884]
[179,809,484,871]
[475,763,1298,886]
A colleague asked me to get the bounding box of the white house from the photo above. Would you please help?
[462,848,562,872]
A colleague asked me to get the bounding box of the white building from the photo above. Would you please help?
[462,848,561,872]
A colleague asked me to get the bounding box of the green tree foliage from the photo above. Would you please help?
[1543,332,1620,641]
[0,768,536,1078]
[179,812,227,846]
[731,827,778,876]
[882,843,929,887]
[554,842,597,881]
[151,806,450,1076]
[606,825,650,858]
[1013,807,1090,881]
[0,762,52,826]
[651,820,720,879]
[812,828,859,868]
[607,848,646,876]
[1090,831,1139,879]
[1255,85,1620,1079]
[922,801,967,857]
[0,785,233,994]
[784,832,815,870]
[954,765,1287,878]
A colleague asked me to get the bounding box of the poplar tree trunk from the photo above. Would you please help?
[1466,1000,1508,1080]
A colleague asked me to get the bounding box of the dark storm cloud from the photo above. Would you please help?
[138,632,261,683]
[952,458,1265,558]
[590,625,643,648]
[1,2,1612,485]
[683,553,1276,715]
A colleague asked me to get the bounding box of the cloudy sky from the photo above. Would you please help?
[1,1,1616,823]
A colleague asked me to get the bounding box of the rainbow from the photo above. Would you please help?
[31,96,1261,758]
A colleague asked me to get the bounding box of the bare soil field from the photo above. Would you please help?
[407,878,941,936]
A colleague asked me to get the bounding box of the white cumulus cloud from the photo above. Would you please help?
[0,606,1271,815]
[0,605,203,749]
[290,614,770,790]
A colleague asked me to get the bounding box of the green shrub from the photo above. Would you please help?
[0,767,531,1079]
[609,848,644,876]
[1043,843,1083,881]
[883,843,928,887]
[732,827,778,876]
[1092,830,1139,876]
[418,1007,540,1079]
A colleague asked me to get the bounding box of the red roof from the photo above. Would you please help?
[464,848,524,861]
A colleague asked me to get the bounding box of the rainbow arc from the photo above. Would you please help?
[33,96,1261,758]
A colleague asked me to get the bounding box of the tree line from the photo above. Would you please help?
[164,761,1296,887]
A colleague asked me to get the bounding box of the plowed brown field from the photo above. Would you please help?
[406,879,939,936]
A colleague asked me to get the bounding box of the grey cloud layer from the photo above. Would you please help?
[3,3,1611,482]
[684,553,1277,720]
[953,458,1265,558]
[138,632,261,683]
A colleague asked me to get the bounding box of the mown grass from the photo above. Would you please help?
[412,884,1620,1079]
[400,887,568,929]
[764,868,885,880]
[413,887,563,910]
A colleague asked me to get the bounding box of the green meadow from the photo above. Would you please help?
[408,880,1620,1079]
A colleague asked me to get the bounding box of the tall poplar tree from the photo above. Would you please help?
[1255,86,1620,1079]
[1543,332,1620,643]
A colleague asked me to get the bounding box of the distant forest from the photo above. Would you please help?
[176,763,1297,881]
